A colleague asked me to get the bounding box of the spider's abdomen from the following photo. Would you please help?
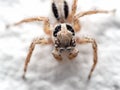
[52,0,69,22]
[64,1,69,19]
[52,2,60,20]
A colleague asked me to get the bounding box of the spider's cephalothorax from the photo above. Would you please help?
[7,0,115,79]
[53,24,76,53]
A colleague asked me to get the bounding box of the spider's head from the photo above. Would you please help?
[53,24,76,52]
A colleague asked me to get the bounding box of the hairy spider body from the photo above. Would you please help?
[7,0,115,79]
[53,24,76,52]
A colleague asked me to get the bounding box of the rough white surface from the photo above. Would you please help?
[0,0,120,90]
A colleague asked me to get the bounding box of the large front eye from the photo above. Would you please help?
[53,25,61,37]
[66,24,75,36]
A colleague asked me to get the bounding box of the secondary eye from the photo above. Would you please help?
[66,24,75,36]
[53,25,61,37]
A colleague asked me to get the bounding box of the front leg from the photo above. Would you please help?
[23,37,50,78]
[76,37,98,80]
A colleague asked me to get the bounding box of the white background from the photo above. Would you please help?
[0,0,120,90]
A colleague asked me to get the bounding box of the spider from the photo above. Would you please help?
[6,0,115,79]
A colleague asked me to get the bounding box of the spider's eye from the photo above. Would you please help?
[53,25,61,37]
[66,24,75,36]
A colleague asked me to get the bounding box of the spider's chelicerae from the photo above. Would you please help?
[7,0,115,79]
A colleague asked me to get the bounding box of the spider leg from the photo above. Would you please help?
[75,9,115,18]
[73,17,81,33]
[71,0,78,17]
[23,37,52,78]
[6,17,51,35]
[67,0,78,22]
[73,9,115,32]
[76,37,97,80]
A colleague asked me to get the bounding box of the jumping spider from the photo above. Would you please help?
[7,0,115,79]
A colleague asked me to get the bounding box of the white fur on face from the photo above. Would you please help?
[57,24,73,47]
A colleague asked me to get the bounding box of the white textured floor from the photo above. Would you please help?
[0,0,120,90]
